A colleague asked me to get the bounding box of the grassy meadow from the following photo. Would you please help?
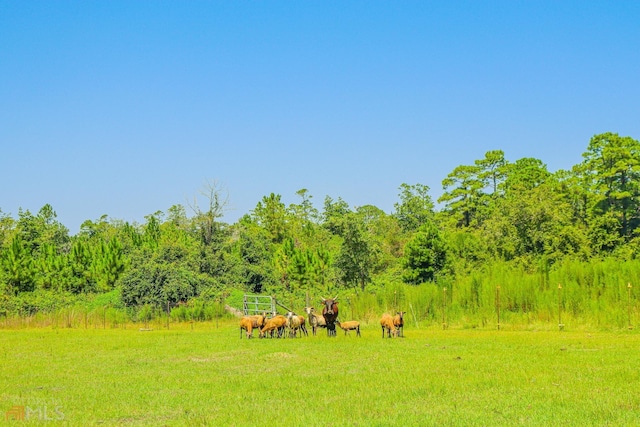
[2,321,640,426]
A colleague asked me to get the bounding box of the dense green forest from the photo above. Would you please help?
[1,132,639,328]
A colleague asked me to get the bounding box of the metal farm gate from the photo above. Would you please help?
[242,294,294,317]
[243,294,276,317]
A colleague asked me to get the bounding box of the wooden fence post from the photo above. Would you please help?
[628,283,633,330]
[496,285,501,330]
[442,287,447,330]
[558,284,564,330]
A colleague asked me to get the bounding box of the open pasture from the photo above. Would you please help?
[2,323,640,426]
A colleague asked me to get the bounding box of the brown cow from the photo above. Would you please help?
[321,296,339,337]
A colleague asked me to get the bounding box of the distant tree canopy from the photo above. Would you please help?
[1,133,639,310]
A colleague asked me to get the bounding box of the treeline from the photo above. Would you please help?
[1,132,639,327]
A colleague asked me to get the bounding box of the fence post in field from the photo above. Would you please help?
[166,301,170,330]
[557,284,564,330]
[216,296,221,329]
[442,287,447,330]
[628,283,633,330]
[191,301,194,330]
[496,285,501,330]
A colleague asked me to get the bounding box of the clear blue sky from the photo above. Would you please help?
[1,1,639,233]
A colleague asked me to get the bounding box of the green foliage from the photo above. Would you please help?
[402,222,448,284]
[274,238,330,294]
[334,213,377,290]
[0,289,88,316]
[393,183,434,232]
[0,208,16,250]
[1,236,35,293]
[228,216,275,294]
[581,132,640,239]
[17,204,70,254]
[502,157,551,192]
[481,182,576,262]
[143,214,161,248]
[444,229,486,275]
[224,288,246,310]
[87,288,123,310]
[588,212,623,254]
[439,164,484,227]
[289,188,320,224]
[92,237,126,291]
[322,195,351,235]
[476,149,507,195]
[252,193,289,243]
[119,263,199,307]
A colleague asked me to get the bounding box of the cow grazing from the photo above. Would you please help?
[336,320,361,337]
[260,315,288,338]
[304,306,327,336]
[239,313,267,339]
[321,296,339,337]
[380,313,398,338]
[393,311,406,337]
[249,313,267,330]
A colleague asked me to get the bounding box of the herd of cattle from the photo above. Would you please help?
[239,296,406,339]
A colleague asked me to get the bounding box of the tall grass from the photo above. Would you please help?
[336,258,640,330]
[0,299,233,330]
[1,259,638,331]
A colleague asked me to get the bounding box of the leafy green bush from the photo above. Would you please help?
[119,263,199,308]
[87,288,123,310]
[0,290,87,316]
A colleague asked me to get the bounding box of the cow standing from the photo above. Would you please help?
[321,296,339,337]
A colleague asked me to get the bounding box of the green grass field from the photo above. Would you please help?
[2,322,640,426]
